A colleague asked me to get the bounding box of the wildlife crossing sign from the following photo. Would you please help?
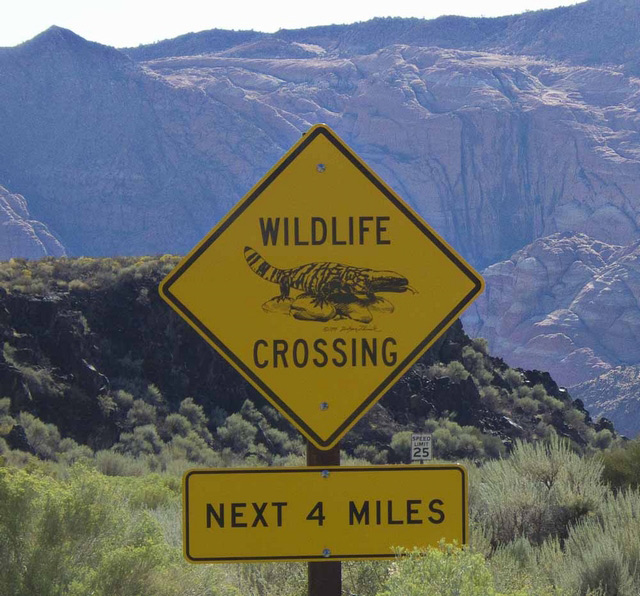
[160,124,484,449]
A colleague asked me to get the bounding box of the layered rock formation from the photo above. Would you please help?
[1,25,640,266]
[463,233,640,388]
[571,366,640,437]
[0,185,66,259]
[0,27,286,257]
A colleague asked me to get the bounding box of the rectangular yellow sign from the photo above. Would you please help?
[183,465,468,562]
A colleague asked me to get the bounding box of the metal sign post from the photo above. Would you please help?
[306,441,341,596]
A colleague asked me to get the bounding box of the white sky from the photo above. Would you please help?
[2,0,584,48]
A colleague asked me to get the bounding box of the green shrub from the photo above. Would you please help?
[161,413,192,439]
[563,408,587,431]
[126,400,157,429]
[390,431,412,462]
[18,412,61,460]
[480,386,503,410]
[554,490,640,595]
[592,429,613,450]
[481,435,506,459]
[542,394,564,411]
[377,543,495,596]
[0,396,11,417]
[169,432,220,465]
[0,397,14,435]
[471,337,489,355]
[531,384,548,400]
[462,345,486,377]
[179,397,207,428]
[122,474,179,510]
[474,436,606,546]
[443,361,469,383]
[516,396,539,416]
[503,368,523,389]
[353,444,388,464]
[0,466,166,595]
[602,439,640,490]
[117,425,163,457]
[113,390,135,409]
[95,450,149,477]
[57,438,93,465]
[216,413,257,455]
[179,397,213,442]
[144,384,165,407]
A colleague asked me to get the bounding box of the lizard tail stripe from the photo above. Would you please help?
[244,247,284,284]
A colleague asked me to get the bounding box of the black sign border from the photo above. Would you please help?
[161,125,483,448]
[184,465,467,562]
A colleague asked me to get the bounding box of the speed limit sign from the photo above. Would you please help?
[411,434,432,462]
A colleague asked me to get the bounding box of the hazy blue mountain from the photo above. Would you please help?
[2,15,639,265]
[125,0,640,74]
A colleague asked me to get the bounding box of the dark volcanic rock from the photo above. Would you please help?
[6,424,34,453]
[0,259,604,453]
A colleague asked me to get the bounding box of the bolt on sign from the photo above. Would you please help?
[183,465,468,562]
[160,124,484,450]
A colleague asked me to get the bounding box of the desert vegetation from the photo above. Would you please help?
[2,424,640,595]
[0,255,636,594]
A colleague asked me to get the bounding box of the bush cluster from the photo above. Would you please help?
[2,426,639,595]
[0,255,181,295]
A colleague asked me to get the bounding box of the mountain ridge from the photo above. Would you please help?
[122,0,640,74]
[2,30,639,264]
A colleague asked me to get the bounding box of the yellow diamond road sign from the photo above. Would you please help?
[160,124,484,449]
[183,465,468,562]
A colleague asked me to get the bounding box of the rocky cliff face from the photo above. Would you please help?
[0,27,285,257]
[463,233,640,387]
[571,366,640,437]
[0,185,66,259]
[2,26,640,267]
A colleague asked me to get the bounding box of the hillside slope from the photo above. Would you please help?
[0,257,612,457]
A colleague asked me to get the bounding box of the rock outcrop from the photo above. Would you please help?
[464,233,640,387]
[571,366,640,437]
[0,185,66,259]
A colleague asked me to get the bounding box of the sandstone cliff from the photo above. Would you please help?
[571,366,640,437]
[2,26,640,266]
[0,185,66,259]
[463,233,640,388]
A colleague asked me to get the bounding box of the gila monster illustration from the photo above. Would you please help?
[244,246,414,322]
